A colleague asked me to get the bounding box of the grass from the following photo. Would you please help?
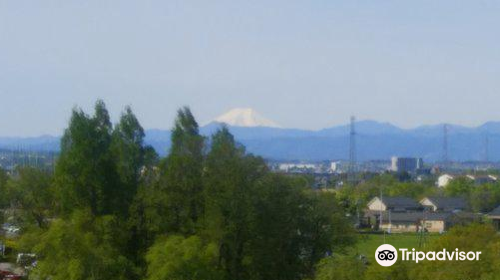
[352,232,440,260]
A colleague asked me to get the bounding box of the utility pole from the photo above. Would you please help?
[380,189,385,243]
[418,207,428,249]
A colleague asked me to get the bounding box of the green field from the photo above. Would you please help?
[353,233,439,260]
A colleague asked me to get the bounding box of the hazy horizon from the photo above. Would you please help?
[2,1,500,136]
[2,112,500,138]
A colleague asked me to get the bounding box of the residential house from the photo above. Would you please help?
[365,211,454,233]
[436,174,498,188]
[364,196,476,233]
[470,175,498,185]
[488,206,500,230]
[365,196,421,232]
[420,196,467,212]
[367,196,421,212]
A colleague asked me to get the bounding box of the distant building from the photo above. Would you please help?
[390,157,423,173]
[437,174,498,188]
[437,174,454,188]
[330,161,342,173]
[277,163,317,173]
[468,175,498,185]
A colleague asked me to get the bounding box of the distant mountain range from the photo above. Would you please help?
[1,109,499,162]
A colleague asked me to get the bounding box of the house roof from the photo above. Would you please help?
[488,205,500,216]
[365,211,453,223]
[424,197,467,210]
[425,212,455,221]
[386,212,422,223]
[451,211,482,221]
[380,196,421,209]
[473,175,498,181]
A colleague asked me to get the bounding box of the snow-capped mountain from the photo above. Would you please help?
[211,108,281,128]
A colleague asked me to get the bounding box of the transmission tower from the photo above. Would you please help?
[483,133,489,162]
[348,116,356,185]
[418,207,428,249]
[442,124,449,165]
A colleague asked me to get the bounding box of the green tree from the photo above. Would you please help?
[444,177,473,197]
[314,255,365,280]
[0,167,8,225]
[29,211,133,280]
[302,191,357,272]
[469,183,500,212]
[111,106,151,216]
[363,262,412,280]
[385,182,438,199]
[203,127,266,280]
[127,173,164,257]
[145,235,222,280]
[409,223,500,280]
[248,175,355,280]
[7,167,53,228]
[159,107,205,234]
[337,174,397,215]
[55,100,121,217]
[127,107,204,266]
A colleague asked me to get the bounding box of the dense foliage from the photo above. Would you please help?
[2,101,500,280]
[2,101,355,280]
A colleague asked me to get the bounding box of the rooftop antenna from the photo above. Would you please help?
[348,116,356,185]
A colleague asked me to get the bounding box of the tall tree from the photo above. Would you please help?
[0,167,8,208]
[248,175,355,280]
[203,127,266,280]
[111,106,149,216]
[55,100,120,217]
[247,174,311,280]
[159,107,204,234]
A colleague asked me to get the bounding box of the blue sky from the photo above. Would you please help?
[1,1,499,136]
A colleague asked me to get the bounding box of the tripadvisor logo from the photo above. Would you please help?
[375,244,482,267]
[375,244,398,267]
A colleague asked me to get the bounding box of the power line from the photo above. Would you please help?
[442,124,449,165]
[348,116,356,185]
[483,133,489,162]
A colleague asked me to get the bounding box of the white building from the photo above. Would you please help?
[330,161,342,173]
[390,157,423,173]
[278,163,317,173]
[437,174,498,188]
[437,174,454,188]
